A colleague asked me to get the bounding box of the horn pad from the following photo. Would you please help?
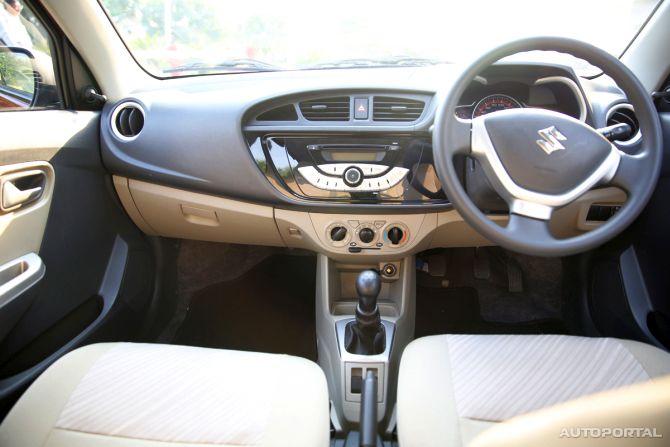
[481,109,612,194]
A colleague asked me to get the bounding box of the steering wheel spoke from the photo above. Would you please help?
[446,118,472,156]
[608,151,648,196]
[506,212,556,244]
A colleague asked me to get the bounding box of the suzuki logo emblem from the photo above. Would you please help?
[536,126,567,155]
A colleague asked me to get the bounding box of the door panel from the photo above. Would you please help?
[0,110,154,408]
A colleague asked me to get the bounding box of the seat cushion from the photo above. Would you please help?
[0,343,330,447]
[397,334,670,447]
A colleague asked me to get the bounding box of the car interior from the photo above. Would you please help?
[1,0,670,446]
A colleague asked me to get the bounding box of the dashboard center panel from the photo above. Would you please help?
[247,134,447,204]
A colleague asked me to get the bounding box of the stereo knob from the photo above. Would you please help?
[359,227,375,244]
[387,227,404,245]
[343,166,363,187]
[330,226,348,242]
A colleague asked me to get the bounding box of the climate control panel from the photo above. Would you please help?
[325,220,410,251]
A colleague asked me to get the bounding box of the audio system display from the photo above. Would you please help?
[247,134,447,203]
[321,150,381,162]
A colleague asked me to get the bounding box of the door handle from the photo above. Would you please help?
[0,170,46,211]
[0,253,45,310]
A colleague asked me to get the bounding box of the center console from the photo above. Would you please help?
[315,254,416,433]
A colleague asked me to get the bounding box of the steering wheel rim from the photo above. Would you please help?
[433,37,663,257]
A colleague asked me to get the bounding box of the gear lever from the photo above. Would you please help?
[344,270,386,355]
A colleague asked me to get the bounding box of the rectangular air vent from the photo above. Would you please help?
[256,104,298,121]
[373,96,425,122]
[299,97,350,121]
[586,204,621,222]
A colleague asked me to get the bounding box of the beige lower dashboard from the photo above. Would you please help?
[113,176,625,262]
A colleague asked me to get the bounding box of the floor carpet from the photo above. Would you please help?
[174,254,318,360]
[415,284,566,338]
[416,247,567,337]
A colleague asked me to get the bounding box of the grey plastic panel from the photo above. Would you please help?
[620,246,663,348]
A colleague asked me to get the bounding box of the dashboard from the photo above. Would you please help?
[101,61,636,258]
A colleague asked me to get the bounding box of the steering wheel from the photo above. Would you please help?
[433,37,663,257]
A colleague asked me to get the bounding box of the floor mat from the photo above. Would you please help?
[415,284,566,338]
[174,254,317,360]
[416,247,567,337]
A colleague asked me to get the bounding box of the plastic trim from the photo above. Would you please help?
[533,76,588,122]
[109,101,145,142]
[605,103,642,146]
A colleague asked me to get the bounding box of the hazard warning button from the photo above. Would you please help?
[354,98,369,120]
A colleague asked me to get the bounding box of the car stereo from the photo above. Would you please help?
[247,134,447,203]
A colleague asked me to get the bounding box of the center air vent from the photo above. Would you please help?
[606,104,639,144]
[111,101,145,140]
[256,104,298,121]
[373,96,425,122]
[299,97,350,121]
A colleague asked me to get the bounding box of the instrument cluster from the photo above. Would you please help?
[456,93,522,119]
[454,73,585,122]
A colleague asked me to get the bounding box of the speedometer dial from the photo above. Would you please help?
[472,94,522,118]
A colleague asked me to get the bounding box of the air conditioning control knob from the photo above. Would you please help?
[330,226,348,242]
[387,226,404,245]
[358,227,375,244]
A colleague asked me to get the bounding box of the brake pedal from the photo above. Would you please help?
[473,248,490,280]
[506,257,524,293]
[426,254,447,277]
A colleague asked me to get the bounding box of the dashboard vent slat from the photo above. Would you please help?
[299,97,350,121]
[112,102,145,140]
[606,104,639,143]
[373,96,425,122]
[256,104,299,121]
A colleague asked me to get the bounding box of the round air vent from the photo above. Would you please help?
[606,103,640,144]
[111,101,145,140]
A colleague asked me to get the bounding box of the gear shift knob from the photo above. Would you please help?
[345,270,385,355]
[356,270,381,313]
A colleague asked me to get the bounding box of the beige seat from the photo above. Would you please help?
[397,334,670,447]
[469,375,670,447]
[0,343,330,447]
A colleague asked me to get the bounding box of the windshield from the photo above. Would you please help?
[100,0,661,78]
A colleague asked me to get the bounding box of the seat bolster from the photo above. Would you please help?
[397,335,463,447]
[261,354,330,447]
[618,339,670,378]
[0,343,117,447]
[470,374,670,447]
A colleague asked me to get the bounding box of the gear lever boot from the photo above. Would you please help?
[344,270,386,355]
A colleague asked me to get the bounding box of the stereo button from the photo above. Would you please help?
[343,167,363,187]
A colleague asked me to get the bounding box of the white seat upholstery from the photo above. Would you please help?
[397,334,670,447]
[0,343,330,447]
